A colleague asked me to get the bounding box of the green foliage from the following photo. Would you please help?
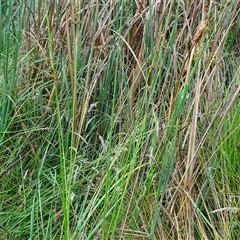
[0,1,239,239]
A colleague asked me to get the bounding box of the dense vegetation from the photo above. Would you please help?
[0,1,239,239]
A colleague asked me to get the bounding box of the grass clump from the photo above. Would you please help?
[0,1,239,239]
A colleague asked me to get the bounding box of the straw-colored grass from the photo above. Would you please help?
[0,1,239,239]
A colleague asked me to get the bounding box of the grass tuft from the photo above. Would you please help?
[0,1,239,239]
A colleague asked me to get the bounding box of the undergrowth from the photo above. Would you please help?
[0,1,239,239]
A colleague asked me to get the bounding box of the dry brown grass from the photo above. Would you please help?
[1,0,239,239]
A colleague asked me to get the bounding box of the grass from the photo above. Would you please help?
[0,0,240,239]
